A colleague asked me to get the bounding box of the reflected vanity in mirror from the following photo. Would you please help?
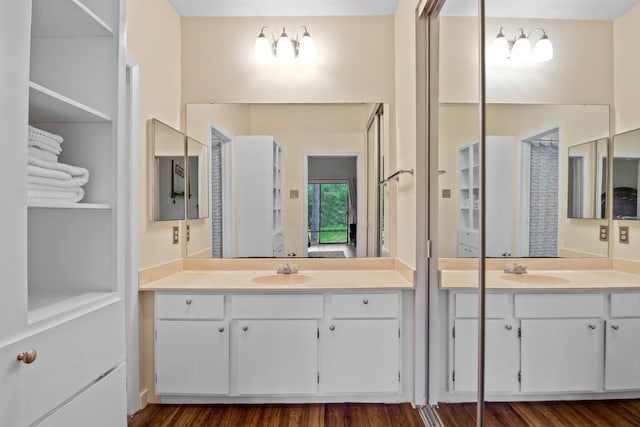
[612,128,640,220]
[150,119,186,221]
[185,103,390,259]
[567,138,608,219]
[438,103,610,258]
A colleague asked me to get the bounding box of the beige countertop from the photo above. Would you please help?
[440,269,640,290]
[140,269,414,291]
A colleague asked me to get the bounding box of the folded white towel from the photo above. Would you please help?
[28,146,58,163]
[28,137,62,155]
[27,174,90,188]
[27,156,89,183]
[27,185,84,203]
[29,125,64,144]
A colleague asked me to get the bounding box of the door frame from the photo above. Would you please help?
[207,121,234,258]
[303,153,363,257]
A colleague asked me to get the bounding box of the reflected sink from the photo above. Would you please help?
[500,274,571,285]
[251,274,314,285]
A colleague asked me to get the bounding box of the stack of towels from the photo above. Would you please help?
[27,125,90,204]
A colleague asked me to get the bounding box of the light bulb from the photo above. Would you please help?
[511,34,532,61]
[298,30,316,62]
[276,28,295,61]
[489,30,509,61]
[254,32,272,61]
[532,35,553,62]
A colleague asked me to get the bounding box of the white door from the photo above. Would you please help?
[235,320,318,395]
[453,319,520,392]
[605,318,640,390]
[521,318,601,392]
[156,320,229,394]
[321,319,399,393]
[486,136,514,257]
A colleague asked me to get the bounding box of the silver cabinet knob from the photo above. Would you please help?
[218,327,225,333]
[363,299,369,305]
[505,324,512,331]
[242,326,248,331]
[185,298,192,305]
[588,324,597,330]
[611,324,620,330]
[329,325,335,331]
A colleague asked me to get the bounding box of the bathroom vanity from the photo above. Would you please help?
[139,258,415,404]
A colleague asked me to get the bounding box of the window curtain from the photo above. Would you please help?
[210,141,223,258]
[529,140,559,256]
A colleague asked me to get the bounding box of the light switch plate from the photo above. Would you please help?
[442,189,451,198]
[290,190,299,199]
[599,225,608,242]
[619,226,629,244]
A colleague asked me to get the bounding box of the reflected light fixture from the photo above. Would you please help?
[490,27,553,62]
[254,26,316,62]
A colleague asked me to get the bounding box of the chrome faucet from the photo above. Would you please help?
[504,262,527,274]
[277,263,298,274]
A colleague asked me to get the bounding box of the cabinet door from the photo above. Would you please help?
[605,318,640,390]
[322,319,399,394]
[453,319,520,393]
[521,319,601,392]
[235,320,317,395]
[156,320,229,394]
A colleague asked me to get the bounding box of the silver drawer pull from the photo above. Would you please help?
[611,324,619,330]
[218,327,225,333]
[242,326,248,331]
[505,325,512,331]
[363,299,369,305]
[329,325,335,331]
[185,298,192,305]
[588,324,597,330]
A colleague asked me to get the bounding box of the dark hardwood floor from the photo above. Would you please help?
[436,400,640,427]
[128,403,425,427]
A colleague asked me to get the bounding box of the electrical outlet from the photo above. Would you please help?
[186,225,190,242]
[290,190,299,199]
[442,189,451,198]
[172,226,179,244]
[619,226,629,244]
[599,225,608,242]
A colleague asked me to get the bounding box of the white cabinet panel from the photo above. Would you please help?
[37,364,126,427]
[232,294,323,319]
[515,293,603,318]
[156,320,229,395]
[329,293,399,319]
[605,318,640,390]
[321,319,399,394]
[610,293,640,317]
[453,319,520,393]
[235,320,318,395]
[454,293,509,319]
[521,319,601,393]
[156,293,224,320]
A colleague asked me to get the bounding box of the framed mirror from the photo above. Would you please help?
[612,128,640,220]
[567,138,609,219]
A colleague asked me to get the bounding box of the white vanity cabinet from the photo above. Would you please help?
[155,293,229,395]
[321,293,401,394]
[605,293,640,390]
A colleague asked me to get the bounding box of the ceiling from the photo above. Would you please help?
[169,0,399,17]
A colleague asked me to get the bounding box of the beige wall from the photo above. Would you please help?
[440,17,614,105]
[438,104,610,258]
[127,0,182,269]
[612,3,640,261]
[180,16,395,104]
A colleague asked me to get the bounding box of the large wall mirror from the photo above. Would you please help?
[149,119,186,221]
[567,138,609,220]
[184,103,392,259]
[612,128,640,220]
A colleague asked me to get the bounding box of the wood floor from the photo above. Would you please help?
[436,400,640,427]
[128,403,425,427]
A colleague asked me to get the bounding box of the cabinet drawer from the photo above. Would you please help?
[515,293,604,318]
[156,293,224,320]
[455,293,509,318]
[232,294,323,319]
[458,230,478,247]
[610,293,640,317]
[329,293,399,318]
[0,301,124,427]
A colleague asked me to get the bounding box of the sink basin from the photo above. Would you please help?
[500,274,571,285]
[251,274,314,285]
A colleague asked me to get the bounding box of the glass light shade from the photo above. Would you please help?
[254,34,272,61]
[489,34,509,61]
[276,31,295,61]
[532,35,553,62]
[511,35,532,60]
[298,33,316,61]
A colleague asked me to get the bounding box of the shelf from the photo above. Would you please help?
[28,202,111,210]
[31,0,113,38]
[29,82,112,123]
[28,290,115,324]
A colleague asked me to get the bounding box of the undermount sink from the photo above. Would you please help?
[500,274,571,285]
[251,274,314,285]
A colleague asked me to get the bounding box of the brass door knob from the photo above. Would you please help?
[17,349,37,364]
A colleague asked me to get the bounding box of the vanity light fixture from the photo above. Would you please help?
[254,26,316,62]
[490,27,553,62]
